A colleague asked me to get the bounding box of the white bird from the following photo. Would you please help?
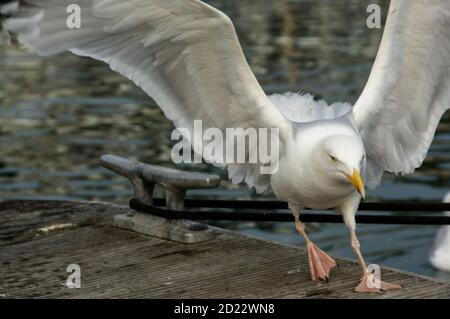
[430,192,450,272]
[2,0,450,292]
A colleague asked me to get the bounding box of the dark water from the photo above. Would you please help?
[0,0,449,280]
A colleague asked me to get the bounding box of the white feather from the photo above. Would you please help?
[269,92,352,123]
[2,0,293,192]
[353,0,450,188]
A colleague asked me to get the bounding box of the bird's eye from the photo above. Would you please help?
[330,155,338,162]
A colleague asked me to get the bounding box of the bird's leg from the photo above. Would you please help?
[292,205,336,281]
[350,230,367,273]
[349,228,402,293]
[340,195,401,293]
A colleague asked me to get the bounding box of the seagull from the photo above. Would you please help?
[430,192,450,272]
[2,0,450,292]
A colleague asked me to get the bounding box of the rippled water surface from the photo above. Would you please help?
[1,0,449,280]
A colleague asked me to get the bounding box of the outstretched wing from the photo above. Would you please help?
[2,0,292,192]
[353,0,450,188]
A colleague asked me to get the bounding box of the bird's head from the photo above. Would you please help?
[316,135,366,199]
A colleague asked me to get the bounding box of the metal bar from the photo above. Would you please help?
[152,198,450,212]
[130,199,450,225]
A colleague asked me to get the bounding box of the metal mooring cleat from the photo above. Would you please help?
[100,154,220,243]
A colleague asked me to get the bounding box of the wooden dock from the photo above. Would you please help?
[1,200,449,299]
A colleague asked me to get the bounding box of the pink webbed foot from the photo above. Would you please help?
[355,271,402,293]
[306,242,337,281]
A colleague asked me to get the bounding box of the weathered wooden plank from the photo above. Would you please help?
[0,200,449,299]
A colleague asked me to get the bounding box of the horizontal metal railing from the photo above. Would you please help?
[130,198,450,225]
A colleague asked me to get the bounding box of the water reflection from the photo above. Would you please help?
[0,0,448,279]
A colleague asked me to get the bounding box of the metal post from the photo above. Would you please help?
[100,154,220,243]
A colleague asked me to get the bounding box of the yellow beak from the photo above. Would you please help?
[347,168,365,199]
